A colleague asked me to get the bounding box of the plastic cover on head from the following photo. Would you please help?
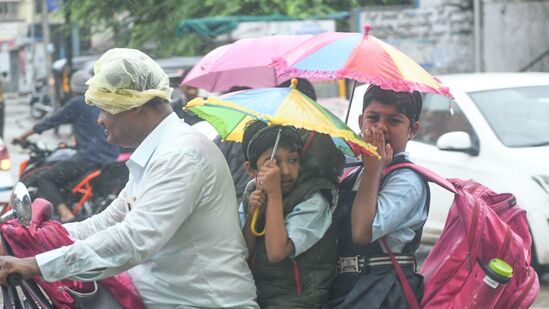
[85,48,173,114]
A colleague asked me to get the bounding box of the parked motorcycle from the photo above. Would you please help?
[12,139,130,221]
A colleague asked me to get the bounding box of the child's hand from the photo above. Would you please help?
[362,126,393,173]
[257,159,281,196]
[248,189,266,216]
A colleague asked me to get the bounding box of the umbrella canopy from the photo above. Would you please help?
[185,79,378,158]
[272,25,451,98]
[182,35,313,93]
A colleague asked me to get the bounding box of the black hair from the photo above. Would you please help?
[242,120,304,169]
[362,85,423,122]
[277,78,317,101]
[226,86,252,93]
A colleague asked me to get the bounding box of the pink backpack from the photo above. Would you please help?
[385,163,539,309]
[1,198,145,309]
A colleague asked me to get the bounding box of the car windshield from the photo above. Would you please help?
[468,86,549,147]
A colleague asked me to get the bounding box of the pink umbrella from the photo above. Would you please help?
[182,34,312,92]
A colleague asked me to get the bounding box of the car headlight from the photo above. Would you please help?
[532,175,549,195]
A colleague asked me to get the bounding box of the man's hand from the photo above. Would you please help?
[12,129,34,146]
[0,256,40,285]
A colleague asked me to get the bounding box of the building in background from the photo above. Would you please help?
[353,0,549,74]
[0,0,89,93]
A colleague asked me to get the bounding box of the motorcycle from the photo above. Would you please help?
[12,139,130,221]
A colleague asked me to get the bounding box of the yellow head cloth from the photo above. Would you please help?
[85,48,173,114]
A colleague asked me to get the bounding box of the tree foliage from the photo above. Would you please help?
[67,0,411,57]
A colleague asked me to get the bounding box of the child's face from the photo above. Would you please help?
[358,100,419,154]
[256,146,300,194]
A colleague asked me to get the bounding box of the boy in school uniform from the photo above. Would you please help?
[240,121,338,308]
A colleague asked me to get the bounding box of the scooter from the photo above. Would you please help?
[12,140,130,221]
[0,182,53,309]
[0,183,144,309]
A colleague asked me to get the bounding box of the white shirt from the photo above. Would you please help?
[36,113,258,309]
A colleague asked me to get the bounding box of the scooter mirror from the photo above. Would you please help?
[1,182,32,226]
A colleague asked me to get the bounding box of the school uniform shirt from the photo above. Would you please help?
[239,185,332,258]
[352,152,429,253]
[36,113,259,309]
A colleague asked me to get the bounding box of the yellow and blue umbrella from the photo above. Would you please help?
[185,79,378,158]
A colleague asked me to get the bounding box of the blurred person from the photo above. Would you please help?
[0,48,258,308]
[13,70,120,222]
[278,78,317,101]
[212,86,253,205]
[171,83,201,124]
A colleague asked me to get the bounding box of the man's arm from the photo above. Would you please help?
[31,97,79,134]
[36,150,204,281]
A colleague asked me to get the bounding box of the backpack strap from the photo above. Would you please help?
[380,238,421,309]
[384,162,457,194]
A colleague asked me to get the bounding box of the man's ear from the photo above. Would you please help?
[244,161,257,177]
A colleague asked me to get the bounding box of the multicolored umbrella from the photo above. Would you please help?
[272,25,451,98]
[185,79,378,158]
[182,34,312,92]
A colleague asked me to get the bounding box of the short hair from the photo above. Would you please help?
[242,121,303,169]
[362,85,423,122]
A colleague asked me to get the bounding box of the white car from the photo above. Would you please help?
[347,73,549,270]
[0,136,15,212]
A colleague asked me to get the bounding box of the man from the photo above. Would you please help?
[0,48,258,308]
[13,70,120,222]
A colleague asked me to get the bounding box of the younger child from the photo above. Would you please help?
[239,121,338,308]
[326,85,429,309]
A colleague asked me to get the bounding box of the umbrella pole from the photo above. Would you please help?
[344,80,357,125]
[270,128,283,160]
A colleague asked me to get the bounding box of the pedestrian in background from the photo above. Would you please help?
[13,70,120,222]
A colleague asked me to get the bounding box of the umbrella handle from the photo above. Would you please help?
[250,207,265,237]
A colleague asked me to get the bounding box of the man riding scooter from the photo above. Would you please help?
[0,48,258,308]
[13,70,120,222]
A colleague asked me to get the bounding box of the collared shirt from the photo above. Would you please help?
[32,96,119,164]
[239,182,332,258]
[36,113,258,309]
[352,152,428,253]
